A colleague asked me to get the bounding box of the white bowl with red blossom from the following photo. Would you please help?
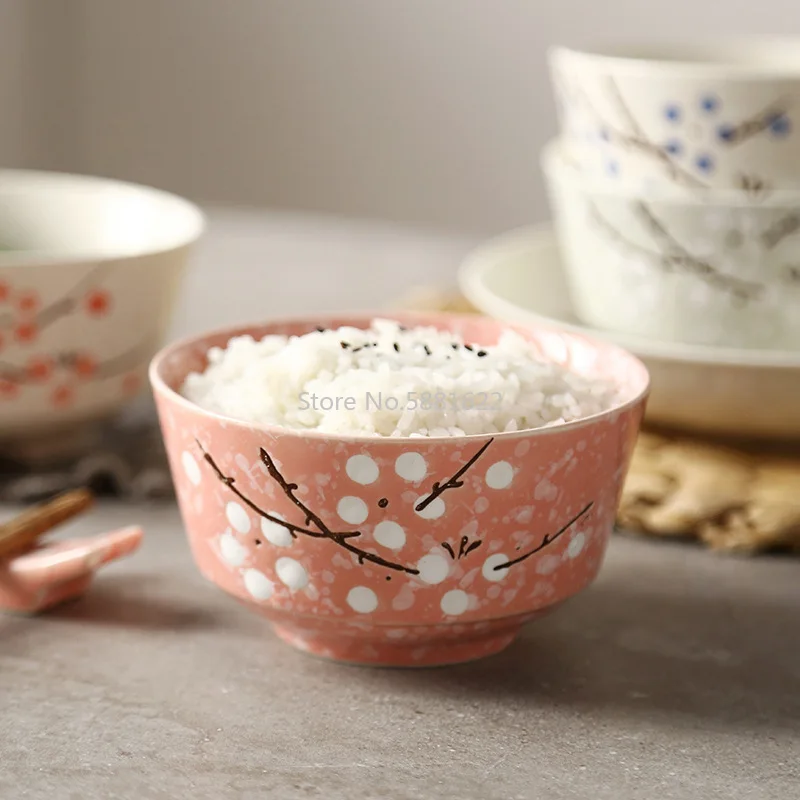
[0,170,204,441]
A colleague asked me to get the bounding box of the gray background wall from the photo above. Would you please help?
[3,0,800,234]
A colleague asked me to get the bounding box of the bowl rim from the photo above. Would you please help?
[0,169,206,268]
[149,311,651,444]
[550,38,800,78]
[540,138,800,206]
[458,223,800,369]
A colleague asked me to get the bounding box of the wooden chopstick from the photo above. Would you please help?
[0,488,94,560]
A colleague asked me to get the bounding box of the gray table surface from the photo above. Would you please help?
[2,211,799,800]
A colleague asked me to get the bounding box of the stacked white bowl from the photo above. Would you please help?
[543,40,800,350]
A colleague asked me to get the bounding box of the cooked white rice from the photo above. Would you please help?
[181,318,620,437]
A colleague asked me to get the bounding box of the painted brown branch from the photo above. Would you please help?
[604,78,648,140]
[760,212,800,250]
[415,438,494,513]
[40,263,114,328]
[634,202,714,269]
[257,447,420,575]
[606,81,789,189]
[604,78,710,191]
[591,200,764,301]
[441,537,482,561]
[605,122,709,191]
[464,539,482,557]
[257,447,354,539]
[0,336,155,385]
[0,265,109,332]
[199,441,580,578]
[198,441,338,540]
[735,173,771,200]
[588,203,666,263]
[634,202,764,300]
[558,72,702,189]
[494,502,593,571]
[34,297,77,329]
[559,75,705,190]
[718,98,790,147]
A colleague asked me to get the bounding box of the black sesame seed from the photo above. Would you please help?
[340,341,350,349]
[378,498,389,508]
[451,343,459,350]
[393,342,400,352]
[255,539,262,546]
[423,345,431,355]
[315,326,325,332]
[351,346,362,353]
[477,350,487,357]
[464,344,474,351]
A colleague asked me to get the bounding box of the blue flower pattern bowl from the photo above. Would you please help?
[550,41,800,197]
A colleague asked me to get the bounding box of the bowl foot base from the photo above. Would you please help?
[270,621,522,668]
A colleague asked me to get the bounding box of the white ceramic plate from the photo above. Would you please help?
[459,225,800,440]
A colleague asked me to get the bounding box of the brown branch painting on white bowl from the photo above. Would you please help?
[0,266,145,407]
[197,438,594,578]
[588,200,778,303]
[760,211,800,250]
[786,265,800,283]
[557,74,792,197]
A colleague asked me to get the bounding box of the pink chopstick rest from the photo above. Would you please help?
[0,525,143,614]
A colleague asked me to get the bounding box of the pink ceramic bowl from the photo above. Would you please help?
[150,313,649,667]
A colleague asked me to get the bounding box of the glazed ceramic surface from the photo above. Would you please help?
[550,40,800,195]
[542,142,800,350]
[150,313,648,666]
[458,224,800,440]
[0,170,205,438]
[0,525,142,614]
